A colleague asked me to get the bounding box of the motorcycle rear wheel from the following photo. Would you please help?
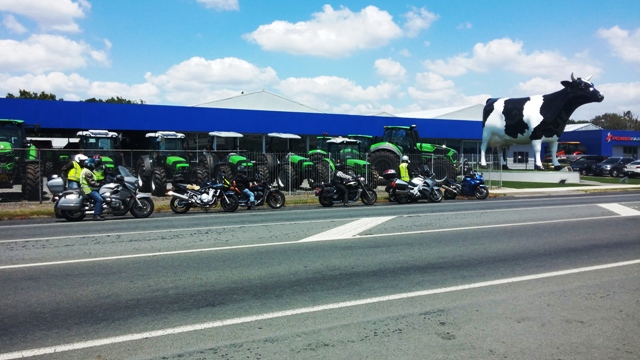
[221,193,239,212]
[396,193,409,204]
[444,190,457,200]
[61,210,86,222]
[266,190,286,209]
[130,197,155,218]
[319,195,334,207]
[361,189,377,205]
[429,188,443,203]
[170,197,191,214]
[474,187,489,200]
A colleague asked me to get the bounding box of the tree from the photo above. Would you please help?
[84,96,145,104]
[590,111,639,130]
[6,89,62,101]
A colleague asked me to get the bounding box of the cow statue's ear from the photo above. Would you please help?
[561,80,572,88]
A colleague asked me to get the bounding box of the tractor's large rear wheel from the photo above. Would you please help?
[151,167,168,196]
[370,150,399,184]
[429,159,456,182]
[278,164,299,191]
[22,162,41,200]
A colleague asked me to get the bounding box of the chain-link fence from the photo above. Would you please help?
[1,148,503,202]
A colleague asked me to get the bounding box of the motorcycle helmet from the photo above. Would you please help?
[84,158,96,171]
[92,154,102,168]
[74,154,88,165]
[401,155,410,163]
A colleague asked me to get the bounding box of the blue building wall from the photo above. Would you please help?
[0,98,482,140]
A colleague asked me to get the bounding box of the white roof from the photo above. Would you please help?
[268,132,301,139]
[193,90,324,114]
[208,131,243,138]
[564,123,603,131]
[396,104,485,121]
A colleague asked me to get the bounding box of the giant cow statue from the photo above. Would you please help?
[480,73,604,169]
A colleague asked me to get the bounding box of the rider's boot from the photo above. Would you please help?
[249,201,256,210]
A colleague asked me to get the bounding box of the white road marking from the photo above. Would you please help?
[1,259,638,360]
[299,216,395,242]
[598,203,640,216]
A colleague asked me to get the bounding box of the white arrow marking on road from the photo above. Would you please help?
[598,203,640,216]
[299,216,396,242]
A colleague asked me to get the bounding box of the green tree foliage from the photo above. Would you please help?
[84,96,145,104]
[6,89,61,101]
[591,111,639,130]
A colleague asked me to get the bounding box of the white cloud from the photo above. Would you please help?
[456,22,472,30]
[0,0,89,33]
[2,14,27,34]
[87,81,159,103]
[597,26,640,65]
[278,76,399,102]
[196,0,239,11]
[145,57,279,104]
[374,58,406,82]
[403,7,438,37]
[423,38,601,79]
[243,5,403,58]
[0,72,90,98]
[0,34,110,74]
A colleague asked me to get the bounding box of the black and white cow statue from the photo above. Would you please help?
[480,73,604,169]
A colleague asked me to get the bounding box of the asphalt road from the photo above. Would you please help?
[1,193,639,359]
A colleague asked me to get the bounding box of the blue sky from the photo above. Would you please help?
[1,0,639,120]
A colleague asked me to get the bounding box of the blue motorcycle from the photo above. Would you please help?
[441,162,489,200]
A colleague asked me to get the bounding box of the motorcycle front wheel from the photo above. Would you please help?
[170,197,191,214]
[319,195,334,207]
[266,190,286,209]
[221,193,239,212]
[396,193,409,204]
[474,186,489,200]
[130,197,155,218]
[429,188,443,203]
[61,210,86,222]
[361,189,377,205]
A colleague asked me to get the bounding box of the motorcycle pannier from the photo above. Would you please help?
[57,195,84,210]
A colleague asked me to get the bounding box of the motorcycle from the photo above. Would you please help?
[314,174,377,207]
[47,166,154,221]
[166,173,239,214]
[440,161,489,200]
[383,165,443,204]
[235,179,286,209]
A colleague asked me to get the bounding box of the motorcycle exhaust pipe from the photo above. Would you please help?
[440,184,458,194]
[167,191,189,201]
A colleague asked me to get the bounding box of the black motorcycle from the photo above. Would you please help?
[47,166,154,221]
[235,179,286,209]
[166,174,239,214]
[383,165,443,204]
[314,174,377,207]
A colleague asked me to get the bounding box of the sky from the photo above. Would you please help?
[0,0,639,121]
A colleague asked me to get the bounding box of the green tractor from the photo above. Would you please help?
[368,125,458,181]
[267,133,325,191]
[137,131,206,196]
[0,119,41,200]
[326,137,378,188]
[198,131,269,183]
[75,129,133,181]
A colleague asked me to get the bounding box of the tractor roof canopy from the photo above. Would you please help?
[76,129,118,138]
[208,131,243,138]
[146,131,185,139]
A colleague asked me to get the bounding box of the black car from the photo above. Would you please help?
[592,157,636,177]
[570,155,607,175]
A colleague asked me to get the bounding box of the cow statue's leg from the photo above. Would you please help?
[549,140,560,167]
[531,140,543,169]
[480,136,488,167]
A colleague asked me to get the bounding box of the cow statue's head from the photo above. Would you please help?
[560,73,604,104]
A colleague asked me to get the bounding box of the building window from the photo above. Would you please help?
[513,151,528,164]
[623,146,638,158]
